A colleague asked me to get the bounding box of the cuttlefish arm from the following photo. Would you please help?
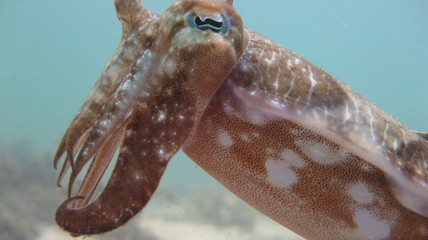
[183,30,428,239]
[53,0,156,180]
[55,0,247,235]
[114,0,152,37]
[56,98,195,235]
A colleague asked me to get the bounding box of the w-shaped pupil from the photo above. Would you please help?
[195,16,223,32]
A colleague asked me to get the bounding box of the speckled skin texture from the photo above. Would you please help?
[54,0,428,239]
[182,32,428,237]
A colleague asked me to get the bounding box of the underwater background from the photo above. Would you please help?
[0,0,427,239]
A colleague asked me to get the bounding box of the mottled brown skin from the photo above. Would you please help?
[54,0,428,239]
[54,0,246,235]
[184,31,428,239]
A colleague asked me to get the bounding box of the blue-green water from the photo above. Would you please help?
[0,0,427,238]
[1,0,427,188]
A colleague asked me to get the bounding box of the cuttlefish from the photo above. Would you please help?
[54,0,428,239]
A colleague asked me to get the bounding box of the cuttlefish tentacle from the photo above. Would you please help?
[55,0,247,235]
[56,128,91,187]
[71,127,126,208]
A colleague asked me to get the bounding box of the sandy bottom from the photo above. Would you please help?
[33,187,304,240]
[137,215,303,240]
[34,216,303,240]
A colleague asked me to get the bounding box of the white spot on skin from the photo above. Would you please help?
[126,129,133,137]
[281,149,306,168]
[164,58,177,76]
[158,149,164,156]
[133,173,144,181]
[265,159,298,188]
[223,101,234,116]
[217,129,233,148]
[296,139,350,165]
[157,111,166,121]
[120,146,129,154]
[354,209,390,240]
[245,106,269,125]
[240,133,251,142]
[347,182,374,204]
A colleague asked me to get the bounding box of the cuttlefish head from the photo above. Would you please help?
[53,0,247,236]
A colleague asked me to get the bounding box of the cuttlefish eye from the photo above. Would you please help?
[187,12,230,34]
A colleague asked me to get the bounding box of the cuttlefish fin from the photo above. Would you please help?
[233,81,428,217]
